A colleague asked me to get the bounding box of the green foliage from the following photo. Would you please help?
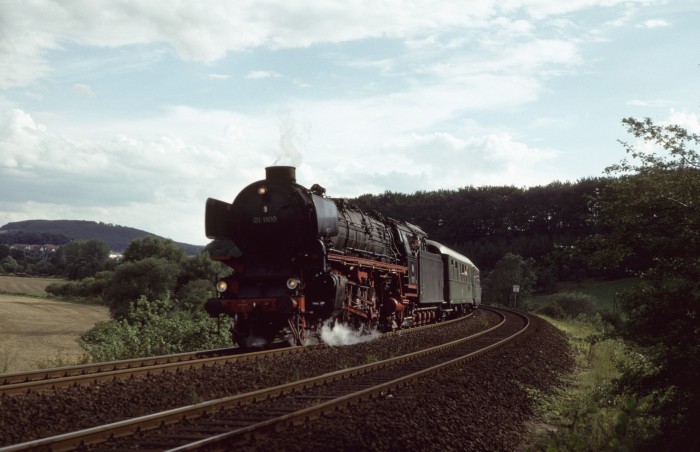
[615,261,700,450]
[105,257,179,318]
[483,253,536,307]
[80,296,230,361]
[595,118,700,273]
[529,317,659,451]
[353,178,606,273]
[45,271,112,302]
[178,252,220,287]
[0,219,205,253]
[58,239,113,280]
[551,291,597,319]
[597,117,700,450]
[104,239,218,317]
[175,279,214,311]
[123,236,186,263]
[0,256,19,274]
[0,228,71,246]
[536,301,566,319]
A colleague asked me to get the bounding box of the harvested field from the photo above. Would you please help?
[0,275,60,296]
[0,293,109,373]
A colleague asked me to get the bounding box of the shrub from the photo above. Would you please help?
[175,279,214,312]
[79,296,230,361]
[551,291,597,318]
[536,301,566,319]
[45,271,112,303]
[105,257,178,318]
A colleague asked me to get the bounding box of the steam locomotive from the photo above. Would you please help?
[204,166,481,348]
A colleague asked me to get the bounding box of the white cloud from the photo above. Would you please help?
[641,19,669,28]
[0,107,277,244]
[667,110,700,134]
[627,99,677,108]
[245,70,282,79]
[207,73,231,80]
[73,83,95,97]
[0,0,635,89]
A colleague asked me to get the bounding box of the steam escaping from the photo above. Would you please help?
[320,320,381,346]
[274,113,308,167]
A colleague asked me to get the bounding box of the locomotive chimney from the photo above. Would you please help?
[265,166,296,184]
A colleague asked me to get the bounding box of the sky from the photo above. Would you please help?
[1,0,699,246]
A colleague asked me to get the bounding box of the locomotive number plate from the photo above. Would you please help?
[253,215,278,224]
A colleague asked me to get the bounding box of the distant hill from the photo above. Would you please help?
[0,220,204,255]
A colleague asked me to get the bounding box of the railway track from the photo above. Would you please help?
[0,344,314,397]
[0,307,526,451]
[0,311,474,397]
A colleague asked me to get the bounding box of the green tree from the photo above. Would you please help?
[59,239,112,280]
[483,253,536,307]
[105,257,179,318]
[0,256,19,274]
[178,252,220,287]
[175,279,214,311]
[602,117,700,450]
[123,236,186,263]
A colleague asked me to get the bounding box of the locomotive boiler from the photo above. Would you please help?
[204,166,480,348]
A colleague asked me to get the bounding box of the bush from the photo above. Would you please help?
[80,296,230,361]
[45,271,112,303]
[175,279,214,311]
[551,291,597,318]
[105,257,179,318]
[536,301,566,319]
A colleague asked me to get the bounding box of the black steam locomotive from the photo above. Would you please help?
[204,166,481,348]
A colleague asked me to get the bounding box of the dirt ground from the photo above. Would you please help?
[0,294,109,373]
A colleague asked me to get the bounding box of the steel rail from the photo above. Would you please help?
[0,344,319,396]
[171,308,528,451]
[0,310,475,397]
[0,347,238,385]
[0,308,509,452]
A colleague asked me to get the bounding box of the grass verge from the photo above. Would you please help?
[522,315,658,450]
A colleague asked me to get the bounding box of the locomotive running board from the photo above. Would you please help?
[327,253,408,273]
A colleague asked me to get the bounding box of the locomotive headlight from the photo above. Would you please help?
[286,277,301,290]
[216,280,228,293]
[257,185,268,196]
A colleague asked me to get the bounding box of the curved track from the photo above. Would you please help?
[0,307,525,451]
[0,311,474,397]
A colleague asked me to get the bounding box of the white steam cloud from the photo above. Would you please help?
[274,113,308,167]
[319,320,381,346]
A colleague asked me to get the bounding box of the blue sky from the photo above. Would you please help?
[1,0,698,246]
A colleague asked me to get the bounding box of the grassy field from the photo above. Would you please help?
[0,275,61,296]
[0,276,109,373]
[531,277,639,312]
